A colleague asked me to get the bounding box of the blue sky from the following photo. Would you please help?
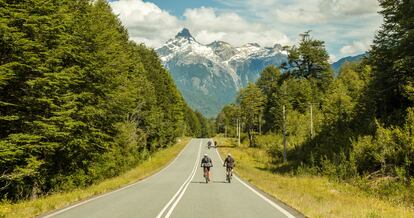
[141,0,219,17]
[109,0,383,61]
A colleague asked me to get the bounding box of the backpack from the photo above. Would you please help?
[202,157,212,167]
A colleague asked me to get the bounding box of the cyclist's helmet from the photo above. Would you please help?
[204,153,208,157]
[228,154,231,157]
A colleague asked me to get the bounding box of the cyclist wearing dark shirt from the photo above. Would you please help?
[207,141,212,149]
[223,154,235,175]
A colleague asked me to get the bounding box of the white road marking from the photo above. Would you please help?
[42,139,194,218]
[214,142,296,218]
[156,139,202,218]
[164,140,202,218]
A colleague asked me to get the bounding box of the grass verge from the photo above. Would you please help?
[215,137,413,218]
[0,138,191,218]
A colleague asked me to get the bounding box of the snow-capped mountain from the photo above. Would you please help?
[156,28,288,117]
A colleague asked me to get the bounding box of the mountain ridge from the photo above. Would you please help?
[157,28,366,117]
[156,28,288,117]
[332,53,368,74]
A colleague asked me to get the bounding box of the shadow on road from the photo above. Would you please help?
[212,181,228,183]
[190,181,207,184]
[190,181,228,184]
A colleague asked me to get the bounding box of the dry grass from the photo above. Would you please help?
[0,138,191,218]
[215,137,414,218]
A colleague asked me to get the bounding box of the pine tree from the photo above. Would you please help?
[256,66,283,133]
[369,0,414,125]
[238,83,265,147]
[285,31,333,92]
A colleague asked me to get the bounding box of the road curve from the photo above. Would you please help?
[41,139,302,218]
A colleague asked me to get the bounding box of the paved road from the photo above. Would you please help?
[42,139,301,218]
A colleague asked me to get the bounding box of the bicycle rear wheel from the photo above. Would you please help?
[204,169,209,183]
[226,170,231,183]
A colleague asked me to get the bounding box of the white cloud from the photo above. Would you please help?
[184,7,250,32]
[109,0,382,59]
[319,0,380,16]
[110,0,181,47]
[222,0,382,58]
[110,1,291,48]
[234,0,380,24]
[340,41,370,56]
[183,7,291,47]
[329,54,337,63]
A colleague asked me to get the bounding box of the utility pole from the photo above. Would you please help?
[282,81,287,163]
[310,103,314,139]
[235,119,238,139]
[282,105,287,163]
[237,119,241,147]
[258,113,262,135]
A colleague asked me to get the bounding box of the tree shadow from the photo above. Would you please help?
[254,159,300,175]
[215,145,236,148]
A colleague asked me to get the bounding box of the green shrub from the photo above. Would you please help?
[352,108,414,180]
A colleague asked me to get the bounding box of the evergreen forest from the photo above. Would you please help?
[0,0,212,201]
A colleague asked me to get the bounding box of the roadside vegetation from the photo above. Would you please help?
[216,0,414,215]
[0,138,190,218]
[216,137,413,217]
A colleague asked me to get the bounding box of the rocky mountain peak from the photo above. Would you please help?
[175,28,194,40]
[156,29,288,117]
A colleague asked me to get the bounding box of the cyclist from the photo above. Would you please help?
[223,154,235,180]
[201,154,213,182]
[207,141,212,149]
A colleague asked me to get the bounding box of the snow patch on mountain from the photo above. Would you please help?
[156,28,288,117]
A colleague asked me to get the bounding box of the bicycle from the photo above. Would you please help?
[225,167,233,183]
[201,154,212,183]
[203,166,211,183]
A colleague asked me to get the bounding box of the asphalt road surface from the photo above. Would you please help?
[42,139,302,218]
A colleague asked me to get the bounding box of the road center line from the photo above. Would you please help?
[164,140,202,218]
[214,141,296,218]
[156,139,202,218]
[42,139,194,218]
